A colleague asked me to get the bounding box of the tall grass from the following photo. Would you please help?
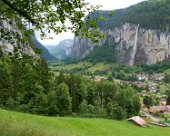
[0,119,60,136]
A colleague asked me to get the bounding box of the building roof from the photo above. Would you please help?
[149,105,170,113]
[128,116,147,127]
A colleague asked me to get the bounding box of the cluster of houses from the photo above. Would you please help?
[128,105,170,128]
[137,73,165,82]
[149,105,170,115]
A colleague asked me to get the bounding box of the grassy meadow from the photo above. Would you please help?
[49,61,114,77]
[0,109,170,136]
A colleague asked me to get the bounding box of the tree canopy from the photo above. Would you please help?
[0,0,103,42]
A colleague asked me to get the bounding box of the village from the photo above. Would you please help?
[91,72,170,127]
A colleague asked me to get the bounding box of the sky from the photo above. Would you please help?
[37,0,146,46]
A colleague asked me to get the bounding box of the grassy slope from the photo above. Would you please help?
[0,109,169,136]
[164,69,170,74]
[50,61,113,73]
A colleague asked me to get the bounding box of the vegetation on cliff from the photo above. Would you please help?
[90,0,170,31]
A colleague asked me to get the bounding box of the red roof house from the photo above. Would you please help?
[149,105,170,114]
[128,116,147,127]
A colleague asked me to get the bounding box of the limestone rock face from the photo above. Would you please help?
[71,23,170,65]
[0,20,35,56]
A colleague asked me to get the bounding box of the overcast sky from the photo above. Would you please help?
[37,0,146,46]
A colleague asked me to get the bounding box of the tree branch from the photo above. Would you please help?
[1,0,37,24]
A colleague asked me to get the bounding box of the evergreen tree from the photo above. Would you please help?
[39,58,51,94]
[56,83,71,116]
[56,72,66,86]
[0,61,13,106]
[79,100,88,115]
[166,91,170,105]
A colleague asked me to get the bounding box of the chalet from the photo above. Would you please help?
[133,81,146,88]
[137,73,148,81]
[128,116,147,127]
[149,86,157,93]
[160,98,167,106]
[141,105,149,112]
[140,91,147,97]
[91,76,108,82]
[149,105,170,115]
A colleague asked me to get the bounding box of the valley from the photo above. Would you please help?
[1,0,170,136]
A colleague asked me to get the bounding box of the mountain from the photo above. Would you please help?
[0,19,37,57]
[46,39,73,60]
[71,0,170,65]
[31,37,56,61]
[0,19,55,61]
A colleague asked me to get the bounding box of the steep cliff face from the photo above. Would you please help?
[71,23,170,65]
[0,19,55,61]
[71,0,170,65]
[0,20,35,56]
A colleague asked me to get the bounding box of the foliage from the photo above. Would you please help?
[164,74,170,83]
[0,51,140,120]
[1,0,103,43]
[166,90,170,105]
[91,0,170,31]
[55,83,71,116]
[143,95,160,107]
[84,43,117,63]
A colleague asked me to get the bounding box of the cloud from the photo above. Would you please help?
[87,0,147,10]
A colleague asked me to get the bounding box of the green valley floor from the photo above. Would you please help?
[0,109,169,136]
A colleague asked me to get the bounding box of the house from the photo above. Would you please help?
[94,77,102,82]
[128,116,147,127]
[149,86,157,93]
[133,81,146,88]
[149,105,170,115]
[91,76,108,82]
[137,73,148,81]
[160,98,167,106]
[140,91,147,97]
[141,105,149,112]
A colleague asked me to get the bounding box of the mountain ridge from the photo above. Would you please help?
[46,39,73,60]
[31,37,56,61]
[71,0,170,65]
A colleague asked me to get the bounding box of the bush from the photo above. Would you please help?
[113,106,127,120]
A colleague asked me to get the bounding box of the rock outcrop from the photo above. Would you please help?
[0,19,35,56]
[71,23,170,65]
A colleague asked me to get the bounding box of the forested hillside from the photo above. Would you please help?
[31,37,56,61]
[90,0,170,31]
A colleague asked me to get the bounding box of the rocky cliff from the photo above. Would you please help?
[71,23,170,65]
[46,39,73,60]
[0,19,35,56]
[0,19,55,61]
[71,0,170,65]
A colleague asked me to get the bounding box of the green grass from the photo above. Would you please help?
[164,69,170,74]
[0,109,169,136]
[87,63,113,72]
[50,61,113,75]
[50,61,93,71]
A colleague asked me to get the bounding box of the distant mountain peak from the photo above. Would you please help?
[46,39,74,60]
[31,37,56,61]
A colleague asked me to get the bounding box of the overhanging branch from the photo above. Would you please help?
[1,0,37,25]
